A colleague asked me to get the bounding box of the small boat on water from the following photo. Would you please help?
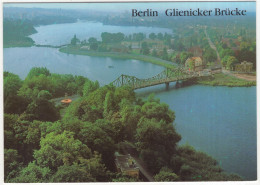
[108,65,114,68]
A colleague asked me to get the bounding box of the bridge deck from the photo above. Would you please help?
[111,67,212,90]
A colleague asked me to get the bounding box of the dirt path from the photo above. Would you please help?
[222,69,256,81]
[232,73,256,81]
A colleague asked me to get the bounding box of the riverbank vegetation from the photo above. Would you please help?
[3,19,37,48]
[4,67,242,182]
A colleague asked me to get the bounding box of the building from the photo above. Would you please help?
[234,61,253,73]
[185,57,205,71]
[80,46,90,50]
[115,152,139,178]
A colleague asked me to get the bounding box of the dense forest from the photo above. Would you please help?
[4,67,242,182]
[3,19,37,48]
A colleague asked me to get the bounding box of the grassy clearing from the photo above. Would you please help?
[59,46,176,69]
[198,73,256,87]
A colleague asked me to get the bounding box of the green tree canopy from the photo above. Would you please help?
[154,167,179,181]
[149,33,156,40]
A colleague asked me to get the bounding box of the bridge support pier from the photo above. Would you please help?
[175,81,181,88]
[165,82,169,89]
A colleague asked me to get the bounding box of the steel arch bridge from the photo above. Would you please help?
[110,67,205,90]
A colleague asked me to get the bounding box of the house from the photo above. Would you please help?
[167,49,175,55]
[80,46,90,50]
[234,61,253,73]
[185,57,205,71]
[115,152,139,178]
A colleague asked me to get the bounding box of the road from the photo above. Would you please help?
[222,69,256,81]
[204,27,221,66]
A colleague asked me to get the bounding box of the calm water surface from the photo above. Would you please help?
[136,84,256,180]
[30,21,172,46]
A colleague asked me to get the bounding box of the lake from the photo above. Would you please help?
[3,22,257,180]
[3,47,164,84]
[136,84,256,180]
[30,21,173,46]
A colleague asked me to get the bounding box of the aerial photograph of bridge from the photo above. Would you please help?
[3,1,256,183]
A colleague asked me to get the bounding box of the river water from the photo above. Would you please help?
[30,21,173,46]
[3,22,256,180]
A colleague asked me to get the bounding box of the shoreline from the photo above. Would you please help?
[59,46,177,69]
[59,46,256,87]
[4,44,256,88]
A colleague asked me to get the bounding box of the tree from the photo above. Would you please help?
[34,131,92,170]
[114,32,125,42]
[141,94,175,124]
[133,33,145,41]
[180,52,193,64]
[226,56,238,70]
[157,33,163,40]
[8,161,51,183]
[26,97,60,122]
[88,36,99,50]
[162,47,168,60]
[154,167,179,181]
[221,55,230,68]
[4,114,19,149]
[141,42,149,55]
[152,49,157,57]
[26,67,50,79]
[78,122,115,170]
[88,37,97,43]
[149,33,156,40]
[50,153,109,182]
[219,48,234,58]
[37,90,52,100]
[237,49,256,69]
[90,42,98,50]
[203,48,217,63]
[4,149,23,181]
[51,164,96,182]
[119,99,142,141]
[12,119,42,163]
[71,34,80,45]
[103,91,114,118]
[4,72,27,114]
[112,173,138,182]
[83,80,100,96]
[176,144,242,181]
[135,118,181,174]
